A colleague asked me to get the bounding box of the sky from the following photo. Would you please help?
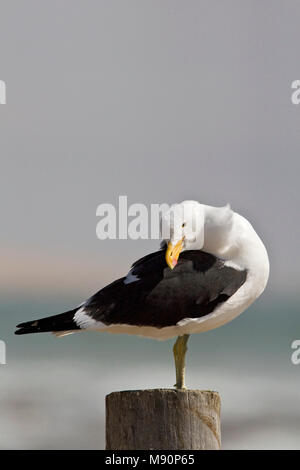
[0,0,299,299]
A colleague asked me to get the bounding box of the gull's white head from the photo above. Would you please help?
[161,200,234,269]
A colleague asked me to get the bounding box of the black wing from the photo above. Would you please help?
[83,250,247,328]
[15,249,247,334]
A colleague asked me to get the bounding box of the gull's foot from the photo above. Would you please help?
[174,383,187,390]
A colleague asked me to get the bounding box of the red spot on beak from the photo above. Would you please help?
[172,259,177,267]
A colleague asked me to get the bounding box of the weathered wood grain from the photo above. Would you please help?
[106,389,221,450]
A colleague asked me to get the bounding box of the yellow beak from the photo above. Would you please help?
[165,239,183,269]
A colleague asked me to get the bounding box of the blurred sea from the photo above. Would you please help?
[1,294,299,449]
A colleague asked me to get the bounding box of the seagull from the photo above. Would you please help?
[15,201,269,389]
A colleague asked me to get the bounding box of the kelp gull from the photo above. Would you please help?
[15,201,269,389]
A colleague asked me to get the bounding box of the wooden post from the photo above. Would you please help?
[106,389,221,450]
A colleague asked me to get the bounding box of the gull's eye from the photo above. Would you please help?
[182,223,186,228]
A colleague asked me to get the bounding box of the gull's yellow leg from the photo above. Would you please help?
[173,334,190,389]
